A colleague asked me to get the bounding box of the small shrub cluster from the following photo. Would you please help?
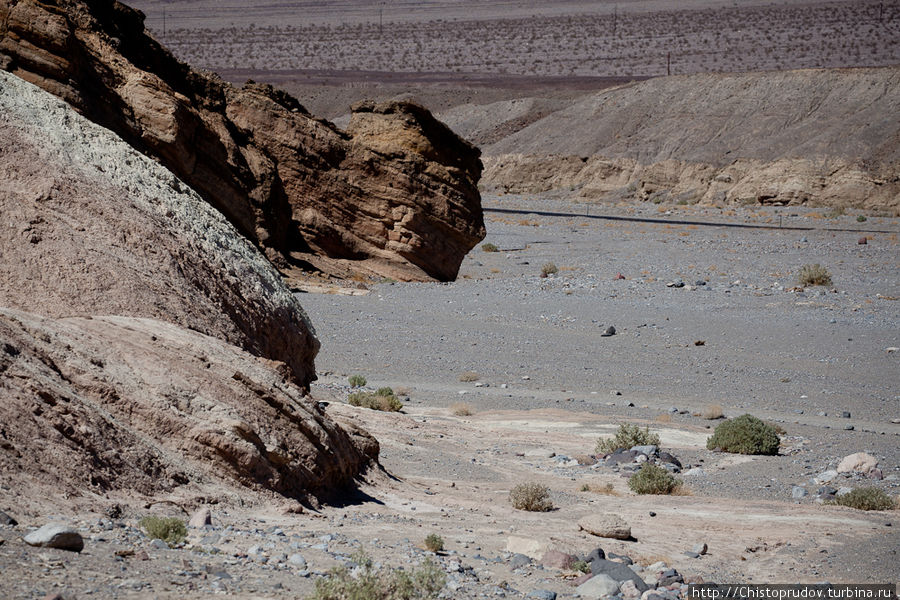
[856,215,867,222]
[424,533,444,552]
[830,488,896,511]
[702,404,724,420]
[348,374,367,388]
[481,243,499,252]
[509,482,553,512]
[458,371,479,382]
[310,550,445,600]
[572,560,591,573]
[706,414,780,455]
[540,262,559,277]
[798,263,832,287]
[450,402,473,416]
[596,423,661,454]
[139,516,187,545]
[348,387,403,412]
[628,463,681,495]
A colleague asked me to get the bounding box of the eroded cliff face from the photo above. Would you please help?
[0,0,485,281]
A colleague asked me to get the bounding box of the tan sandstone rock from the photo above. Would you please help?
[837,452,879,474]
[0,0,484,282]
[578,514,632,540]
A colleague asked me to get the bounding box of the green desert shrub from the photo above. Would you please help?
[830,487,896,511]
[798,263,832,287]
[540,262,559,277]
[348,388,403,412]
[628,463,681,495]
[348,374,367,388]
[856,215,867,222]
[596,423,661,454]
[481,243,499,252]
[424,533,444,552]
[139,516,187,545]
[509,482,553,512]
[572,560,591,573]
[706,414,780,455]
[310,550,445,600]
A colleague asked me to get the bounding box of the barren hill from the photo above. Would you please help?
[443,67,900,212]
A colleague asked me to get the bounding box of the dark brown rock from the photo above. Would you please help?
[0,0,484,282]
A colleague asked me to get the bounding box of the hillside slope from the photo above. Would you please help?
[443,67,900,212]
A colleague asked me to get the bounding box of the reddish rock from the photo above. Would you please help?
[858,236,868,244]
[0,0,484,282]
[540,549,577,570]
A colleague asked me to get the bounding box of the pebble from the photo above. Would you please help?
[149,538,169,550]
[601,326,616,337]
[0,510,17,526]
[289,553,307,568]
[23,524,84,552]
[791,486,808,499]
[691,543,708,555]
[526,590,557,600]
[576,573,620,598]
[814,470,838,484]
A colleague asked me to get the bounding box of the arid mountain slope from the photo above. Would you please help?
[441,67,900,212]
[0,0,484,281]
[0,71,376,502]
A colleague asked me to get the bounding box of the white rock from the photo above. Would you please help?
[836,452,878,474]
[578,514,631,540]
[505,536,547,559]
[576,574,620,598]
[23,524,84,552]
[814,470,839,484]
[188,507,211,528]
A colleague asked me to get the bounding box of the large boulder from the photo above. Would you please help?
[0,0,484,282]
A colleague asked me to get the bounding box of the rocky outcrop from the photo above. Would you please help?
[0,70,376,502]
[0,308,377,503]
[451,68,900,213]
[0,70,318,388]
[0,0,484,281]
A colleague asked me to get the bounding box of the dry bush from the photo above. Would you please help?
[450,402,473,416]
[655,413,672,423]
[424,533,444,552]
[703,404,725,420]
[596,423,660,454]
[458,371,479,382]
[139,516,186,545]
[348,388,403,412]
[798,264,832,287]
[481,243,499,252]
[830,488,897,511]
[706,414,779,455]
[540,263,559,277]
[509,482,553,512]
[628,464,681,495]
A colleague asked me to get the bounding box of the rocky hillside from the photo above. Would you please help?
[0,71,375,503]
[440,67,900,212]
[0,0,484,281]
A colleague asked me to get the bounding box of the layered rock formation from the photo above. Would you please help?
[0,70,375,502]
[0,0,484,281]
[442,68,900,213]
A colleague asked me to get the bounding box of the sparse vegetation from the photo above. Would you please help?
[348,374,367,388]
[706,414,780,455]
[349,387,403,412]
[628,463,681,495]
[596,423,661,454]
[481,243,499,252]
[829,488,896,511]
[798,263,832,287]
[857,215,867,222]
[424,533,444,552]
[572,560,591,573]
[450,402,473,416]
[139,516,187,546]
[309,550,445,600]
[540,262,558,277]
[509,482,553,512]
[458,371,479,382]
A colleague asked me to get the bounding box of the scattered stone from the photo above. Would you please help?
[842,411,851,418]
[149,538,169,550]
[837,452,878,474]
[188,507,212,528]
[666,280,685,288]
[589,559,649,592]
[684,551,700,558]
[586,547,606,563]
[541,549,576,570]
[792,486,808,499]
[0,510,17,526]
[649,512,657,517]
[620,579,642,599]
[527,590,557,600]
[506,536,547,559]
[814,470,839,484]
[658,452,682,468]
[575,573,620,598]
[601,326,616,337]
[23,524,84,552]
[682,468,706,477]
[844,425,854,431]
[289,553,307,568]
[578,514,632,540]
[509,553,533,569]
[630,445,658,457]
[658,568,684,586]
[868,468,884,480]
[692,542,708,555]
[858,237,867,244]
